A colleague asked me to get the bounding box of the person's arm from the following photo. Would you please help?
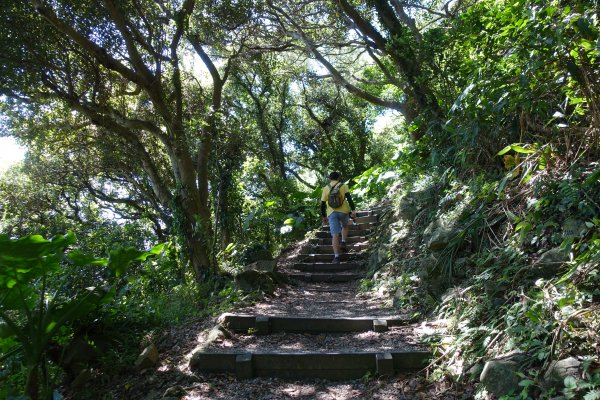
[321,201,328,225]
[345,192,357,219]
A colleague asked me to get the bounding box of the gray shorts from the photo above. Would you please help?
[328,212,349,236]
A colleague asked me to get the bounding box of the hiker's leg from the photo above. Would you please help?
[332,233,341,256]
[328,212,344,257]
[340,214,350,243]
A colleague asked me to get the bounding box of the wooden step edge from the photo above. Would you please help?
[292,262,363,271]
[189,350,431,380]
[218,314,411,333]
[286,273,363,283]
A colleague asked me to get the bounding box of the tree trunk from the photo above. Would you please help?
[25,365,39,400]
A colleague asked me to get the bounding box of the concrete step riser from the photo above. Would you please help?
[301,254,365,262]
[287,273,363,283]
[312,237,368,245]
[320,222,375,232]
[190,351,431,380]
[305,245,367,254]
[292,263,362,273]
[315,230,370,238]
[355,215,377,223]
[219,314,408,333]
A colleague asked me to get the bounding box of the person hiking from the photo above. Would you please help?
[320,171,357,263]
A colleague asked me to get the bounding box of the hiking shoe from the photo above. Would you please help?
[341,242,348,252]
[332,256,340,264]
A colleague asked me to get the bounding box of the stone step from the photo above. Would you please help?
[315,229,371,238]
[319,222,375,232]
[286,272,363,283]
[356,210,377,217]
[190,350,431,380]
[218,314,409,333]
[355,214,377,223]
[307,244,368,254]
[301,253,364,262]
[292,262,362,272]
[311,236,369,246]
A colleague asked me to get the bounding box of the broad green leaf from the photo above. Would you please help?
[107,247,144,278]
[497,145,513,156]
[67,250,107,267]
[283,218,295,225]
[510,144,535,154]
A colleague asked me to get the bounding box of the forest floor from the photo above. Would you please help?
[68,238,477,399]
[86,288,474,400]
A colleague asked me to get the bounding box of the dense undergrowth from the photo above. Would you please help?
[357,144,599,398]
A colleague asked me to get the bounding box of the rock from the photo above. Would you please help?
[163,385,186,398]
[532,247,569,278]
[410,188,435,205]
[428,227,454,251]
[241,244,272,264]
[466,362,484,381]
[543,357,581,391]
[419,254,439,278]
[423,219,455,251]
[205,325,232,345]
[397,197,418,221]
[135,343,159,370]
[234,269,275,294]
[244,259,277,273]
[480,352,528,397]
[393,288,409,309]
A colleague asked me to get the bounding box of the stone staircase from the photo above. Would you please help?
[189,209,431,380]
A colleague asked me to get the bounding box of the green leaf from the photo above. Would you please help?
[564,375,578,389]
[283,218,295,225]
[497,175,509,196]
[497,145,512,156]
[584,389,600,400]
[67,250,107,267]
[510,144,535,154]
[515,221,532,232]
[107,247,144,278]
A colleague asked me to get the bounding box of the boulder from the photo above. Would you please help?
[410,188,435,205]
[241,244,272,264]
[466,362,484,381]
[480,352,528,397]
[419,254,439,278]
[428,227,454,251]
[397,197,418,221]
[244,259,277,273]
[543,357,581,391]
[135,343,159,370]
[423,219,455,251]
[234,269,276,294]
